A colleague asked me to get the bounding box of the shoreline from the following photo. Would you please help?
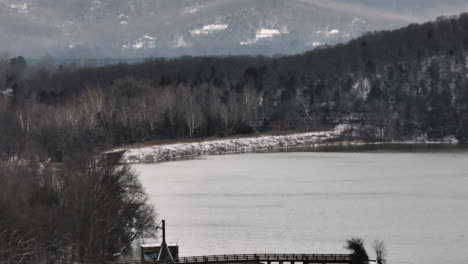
[107,126,460,164]
[109,129,344,164]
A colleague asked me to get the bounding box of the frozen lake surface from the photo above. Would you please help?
[134,147,468,264]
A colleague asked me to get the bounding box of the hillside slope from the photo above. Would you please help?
[1,0,466,57]
[2,14,468,160]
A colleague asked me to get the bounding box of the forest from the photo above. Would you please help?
[1,13,468,263]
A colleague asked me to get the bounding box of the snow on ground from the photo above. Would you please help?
[174,36,191,48]
[107,124,459,164]
[190,24,229,36]
[328,29,340,35]
[112,126,346,164]
[1,88,13,97]
[122,35,157,50]
[311,42,322,47]
[240,27,289,45]
[10,3,29,14]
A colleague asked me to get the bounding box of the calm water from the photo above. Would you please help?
[133,146,468,264]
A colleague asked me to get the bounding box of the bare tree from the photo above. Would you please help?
[180,86,204,138]
[78,87,105,130]
[160,86,179,134]
[240,86,262,131]
[15,97,37,139]
[373,240,386,264]
[296,89,313,119]
[141,89,163,136]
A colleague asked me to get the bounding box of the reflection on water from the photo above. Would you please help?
[132,146,468,264]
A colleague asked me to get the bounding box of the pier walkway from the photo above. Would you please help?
[114,253,354,264]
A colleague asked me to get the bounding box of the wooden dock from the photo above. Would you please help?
[114,253,354,264]
[118,221,360,264]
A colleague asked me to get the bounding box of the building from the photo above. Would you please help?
[141,243,179,261]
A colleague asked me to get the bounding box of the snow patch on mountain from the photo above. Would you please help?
[174,36,191,48]
[316,28,341,37]
[257,28,285,39]
[122,35,157,50]
[89,0,103,13]
[240,27,289,45]
[327,29,340,35]
[181,6,201,15]
[10,3,29,14]
[352,18,366,24]
[311,42,322,47]
[118,13,128,19]
[190,24,229,36]
[118,13,129,25]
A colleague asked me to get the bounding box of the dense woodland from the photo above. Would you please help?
[1,13,468,263]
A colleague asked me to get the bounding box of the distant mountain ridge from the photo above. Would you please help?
[1,0,467,58]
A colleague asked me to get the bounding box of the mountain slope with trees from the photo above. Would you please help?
[2,13,468,162]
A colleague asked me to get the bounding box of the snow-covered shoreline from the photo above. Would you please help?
[107,125,461,164]
[110,126,347,164]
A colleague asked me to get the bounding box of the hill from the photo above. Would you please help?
[2,13,468,161]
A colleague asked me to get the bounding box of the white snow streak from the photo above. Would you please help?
[1,88,13,97]
[181,6,200,15]
[10,3,29,13]
[312,42,322,47]
[111,126,346,163]
[190,24,229,36]
[122,35,156,50]
[240,27,289,45]
[175,36,191,48]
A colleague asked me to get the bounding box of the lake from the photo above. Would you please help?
[133,145,468,264]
